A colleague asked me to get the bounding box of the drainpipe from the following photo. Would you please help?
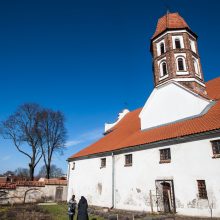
[67,161,71,201]
[111,152,115,208]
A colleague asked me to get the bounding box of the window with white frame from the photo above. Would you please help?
[175,38,181,49]
[160,42,165,55]
[193,59,200,75]
[177,57,186,71]
[190,39,196,53]
[160,61,168,77]
[156,39,165,56]
[172,36,184,49]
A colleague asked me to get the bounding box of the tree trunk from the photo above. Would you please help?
[46,165,50,179]
[29,163,34,181]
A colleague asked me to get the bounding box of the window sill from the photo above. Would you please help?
[176,71,189,75]
[212,154,220,159]
[195,73,202,79]
[159,74,169,81]
[124,164,132,167]
[159,159,171,164]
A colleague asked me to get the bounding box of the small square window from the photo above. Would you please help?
[100,158,106,168]
[125,154,132,166]
[211,140,220,158]
[72,162,75,170]
[197,180,208,199]
[160,148,171,163]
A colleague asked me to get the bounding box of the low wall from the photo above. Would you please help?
[0,181,67,204]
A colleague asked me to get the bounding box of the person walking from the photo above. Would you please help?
[77,196,89,220]
[68,195,77,220]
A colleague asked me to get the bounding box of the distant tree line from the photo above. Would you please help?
[0,103,67,180]
[0,165,64,180]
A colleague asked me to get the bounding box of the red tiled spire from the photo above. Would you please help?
[152,12,190,39]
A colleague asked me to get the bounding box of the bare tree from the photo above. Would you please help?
[38,164,64,178]
[37,109,66,179]
[0,104,42,180]
[14,167,29,179]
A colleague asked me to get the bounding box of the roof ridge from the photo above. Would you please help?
[68,77,220,160]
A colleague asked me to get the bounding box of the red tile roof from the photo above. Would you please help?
[69,77,220,160]
[0,183,17,189]
[0,177,7,184]
[44,179,67,185]
[152,12,190,39]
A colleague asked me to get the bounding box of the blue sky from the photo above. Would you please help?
[0,0,220,174]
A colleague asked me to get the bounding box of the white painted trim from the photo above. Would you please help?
[172,35,184,49]
[159,74,169,81]
[192,56,202,79]
[153,30,196,43]
[190,39,196,53]
[175,54,188,74]
[104,109,130,132]
[156,78,206,87]
[156,39,166,56]
[176,71,189,76]
[158,58,169,79]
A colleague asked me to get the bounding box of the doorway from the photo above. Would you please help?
[55,187,63,201]
[155,180,176,213]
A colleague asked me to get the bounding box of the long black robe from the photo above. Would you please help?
[77,196,89,220]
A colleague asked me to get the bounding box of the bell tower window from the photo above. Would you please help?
[190,39,196,53]
[175,39,181,49]
[193,59,199,75]
[177,58,185,71]
[161,62,168,76]
[160,43,165,55]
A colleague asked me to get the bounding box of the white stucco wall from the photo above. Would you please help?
[139,82,210,130]
[68,137,220,217]
[68,156,113,207]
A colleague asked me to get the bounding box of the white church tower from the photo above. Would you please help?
[139,12,212,130]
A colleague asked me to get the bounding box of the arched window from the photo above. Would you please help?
[177,58,185,71]
[160,43,165,55]
[175,39,181,49]
[193,59,199,75]
[161,62,167,76]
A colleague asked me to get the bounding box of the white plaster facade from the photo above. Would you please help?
[68,137,220,217]
[139,82,211,130]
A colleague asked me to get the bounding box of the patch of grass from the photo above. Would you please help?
[0,206,10,220]
[40,204,104,220]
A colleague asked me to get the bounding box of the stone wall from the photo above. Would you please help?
[0,181,67,204]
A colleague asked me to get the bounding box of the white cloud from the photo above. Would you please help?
[65,140,82,147]
[65,128,103,148]
[2,155,11,161]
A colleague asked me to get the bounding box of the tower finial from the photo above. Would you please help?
[163,0,170,26]
[163,0,170,15]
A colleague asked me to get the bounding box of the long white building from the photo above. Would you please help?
[67,12,220,218]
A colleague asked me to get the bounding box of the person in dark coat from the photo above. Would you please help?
[68,195,77,220]
[77,196,89,220]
